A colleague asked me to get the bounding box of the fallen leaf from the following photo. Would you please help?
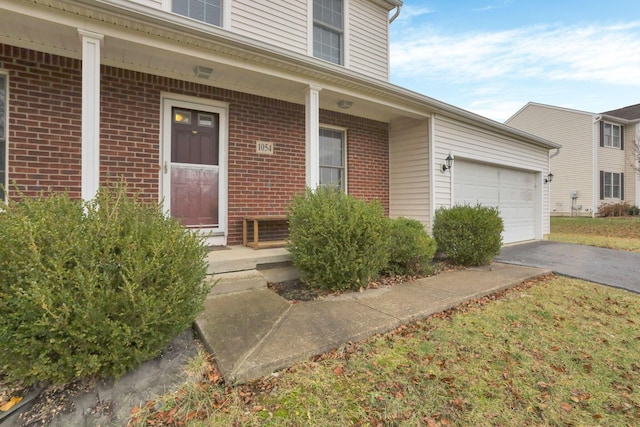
[560,402,573,412]
[334,364,344,376]
[0,396,23,412]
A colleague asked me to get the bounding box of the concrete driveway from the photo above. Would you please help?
[497,241,640,294]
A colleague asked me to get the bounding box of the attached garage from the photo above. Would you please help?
[454,160,537,244]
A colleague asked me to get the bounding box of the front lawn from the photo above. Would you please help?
[129,276,640,426]
[550,217,640,252]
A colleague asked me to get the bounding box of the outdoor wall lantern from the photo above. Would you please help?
[441,153,454,172]
[337,100,353,109]
[545,173,554,184]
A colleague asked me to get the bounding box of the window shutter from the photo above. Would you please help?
[621,173,624,199]
[620,126,624,150]
[599,121,604,147]
[599,170,604,200]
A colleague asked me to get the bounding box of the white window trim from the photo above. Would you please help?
[603,122,622,149]
[160,93,229,244]
[308,0,349,66]
[602,171,622,199]
[319,124,348,192]
[166,0,228,29]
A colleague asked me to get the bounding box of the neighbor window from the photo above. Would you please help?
[602,122,622,149]
[0,74,6,201]
[313,0,343,64]
[319,128,346,190]
[173,0,221,26]
[601,171,623,199]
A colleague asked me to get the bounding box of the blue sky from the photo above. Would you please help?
[389,0,640,122]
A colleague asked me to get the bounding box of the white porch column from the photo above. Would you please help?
[78,30,103,201]
[305,85,322,188]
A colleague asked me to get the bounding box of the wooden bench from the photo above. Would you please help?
[242,215,288,249]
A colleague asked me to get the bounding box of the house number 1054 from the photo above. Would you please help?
[256,141,274,155]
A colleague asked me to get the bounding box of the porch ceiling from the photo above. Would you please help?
[0,5,422,124]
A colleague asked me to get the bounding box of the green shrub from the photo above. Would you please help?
[0,186,210,384]
[432,204,504,266]
[384,217,437,275]
[287,187,390,291]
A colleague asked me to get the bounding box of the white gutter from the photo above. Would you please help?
[389,4,402,23]
[32,0,557,150]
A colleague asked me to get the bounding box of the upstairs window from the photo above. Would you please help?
[0,74,5,201]
[173,0,221,26]
[319,128,346,191]
[313,0,343,65]
[601,122,623,149]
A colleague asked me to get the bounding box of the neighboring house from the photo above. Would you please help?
[506,102,639,216]
[0,0,559,245]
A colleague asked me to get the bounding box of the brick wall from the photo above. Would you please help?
[0,45,82,198]
[2,44,389,245]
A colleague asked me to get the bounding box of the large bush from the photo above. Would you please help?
[384,217,437,276]
[598,201,639,217]
[432,204,503,266]
[287,187,390,291]
[0,186,210,384]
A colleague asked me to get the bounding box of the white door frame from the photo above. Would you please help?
[160,93,229,245]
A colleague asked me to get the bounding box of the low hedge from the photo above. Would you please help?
[385,217,437,275]
[0,186,210,384]
[432,204,503,266]
[287,187,390,291]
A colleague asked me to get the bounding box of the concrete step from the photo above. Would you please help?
[259,265,300,284]
[207,246,291,275]
[207,269,267,297]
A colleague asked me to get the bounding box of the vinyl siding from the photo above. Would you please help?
[630,124,640,206]
[434,115,550,238]
[127,0,163,9]
[507,104,594,216]
[230,0,307,54]
[348,0,389,80]
[389,118,430,227]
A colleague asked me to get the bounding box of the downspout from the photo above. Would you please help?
[389,4,401,23]
[592,115,601,217]
[591,115,602,218]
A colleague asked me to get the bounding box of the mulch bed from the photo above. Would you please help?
[267,261,464,303]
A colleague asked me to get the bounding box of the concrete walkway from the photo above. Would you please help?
[5,262,549,426]
[195,262,550,384]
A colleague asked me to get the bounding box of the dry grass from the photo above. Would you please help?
[128,276,640,426]
[550,217,640,252]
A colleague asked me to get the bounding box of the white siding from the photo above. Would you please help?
[598,140,626,207]
[433,115,550,239]
[230,0,307,54]
[127,0,163,9]
[389,118,430,227]
[348,0,389,80]
[507,104,594,216]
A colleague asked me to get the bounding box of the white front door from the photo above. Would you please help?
[162,95,228,245]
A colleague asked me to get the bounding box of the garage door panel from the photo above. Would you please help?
[454,160,536,244]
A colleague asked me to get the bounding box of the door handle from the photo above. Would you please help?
[164,161,168,174]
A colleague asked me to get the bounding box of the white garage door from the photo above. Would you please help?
[454,160,536,244]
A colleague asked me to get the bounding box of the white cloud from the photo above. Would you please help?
[392,5,434,25]
[391,22,640,87]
